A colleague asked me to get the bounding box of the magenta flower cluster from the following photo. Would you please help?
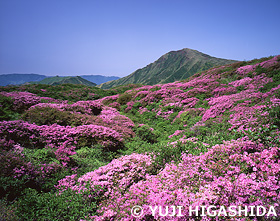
[0,91,59,111]
[30,100,102,115]
[28,100,135,138]
[0,120,124,151]
[67,139,280,220]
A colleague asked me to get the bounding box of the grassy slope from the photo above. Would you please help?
[36,76,97,87]
[80,75,120,85]
[99,48,237,89]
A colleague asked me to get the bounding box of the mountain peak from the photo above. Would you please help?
[100,48,237,89]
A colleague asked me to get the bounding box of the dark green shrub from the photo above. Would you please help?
[175,111,202,125]
[0,199,19,221]
[194,91,212,100]
[243,126,279,148]
[0,95,19,121]
[116,93,133,105]
[70,146,110,175]
[152,141,208,173]
[236,85,245,92]
[22,107,74,126]
[22,107,96,126]
[260,64,280,92]
[269,103,280,128]
[134,125,160,143]
[233,103,280,147]
[16,188,98,221]
[150,86,161,92]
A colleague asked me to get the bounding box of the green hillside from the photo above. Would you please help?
[99,48,237,89]
[35,76,97,86]
[80,75,120,85]
[0,55,280,220]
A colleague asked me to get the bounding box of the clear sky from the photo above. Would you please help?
[0,0,280,77]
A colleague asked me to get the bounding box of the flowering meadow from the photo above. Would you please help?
[0,55,280,220]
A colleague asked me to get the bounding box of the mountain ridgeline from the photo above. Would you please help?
[34,76,97,86]
[99,48,237,89]
[80,75,119,85]
[0,74,119,86]
[0,74,47,86]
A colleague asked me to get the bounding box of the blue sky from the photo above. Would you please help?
[0,0,280,77]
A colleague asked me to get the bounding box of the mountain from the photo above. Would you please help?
[99,48,238,89]
[80,75,119,85]
[0,73,47,86]
[34,76,97,86]
[0,74,119,86]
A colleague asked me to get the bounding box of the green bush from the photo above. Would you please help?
[70,146,110,175]
[0,199,19,221]
[260,67,280,92]
[0,95,19,121]
[134,125,160,143]
[22,106,98,127]
[269,103,280,128]
[151,141,208,173]
[242,104,280,147]
[22,107,74,126]
[16,188,97,221]
[116,93,133,105]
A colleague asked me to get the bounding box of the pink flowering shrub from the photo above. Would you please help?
[181,97,199,107]
[29,100,102,115]
[0,143,63,199]
[229,77,252,87]
[0,91,59,112]
[97,106,135,138]
[236,65,255,76]
[23,104,135,138]
[89,139,280,220]
[228,104,267,132]
[201,88,266,122]
[236,55,280,76]
[168,130,184,138]
[108,101,121,109]
[0,144,38,180]
[56,153,155,220]
[212,86,237,96]
[0,114,127,198]
[98,94,119,105]
[0,120,124,151]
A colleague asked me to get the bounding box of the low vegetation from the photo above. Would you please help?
[0,55,279,220]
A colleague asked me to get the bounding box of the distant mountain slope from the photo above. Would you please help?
[0,73,47,86]
[35,76,97,86]
[99,48,237,89]
[80,75,119,85]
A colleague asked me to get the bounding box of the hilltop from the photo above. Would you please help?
[33,76,97,86]
[80,75,119,85]
[99,48,237,89]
